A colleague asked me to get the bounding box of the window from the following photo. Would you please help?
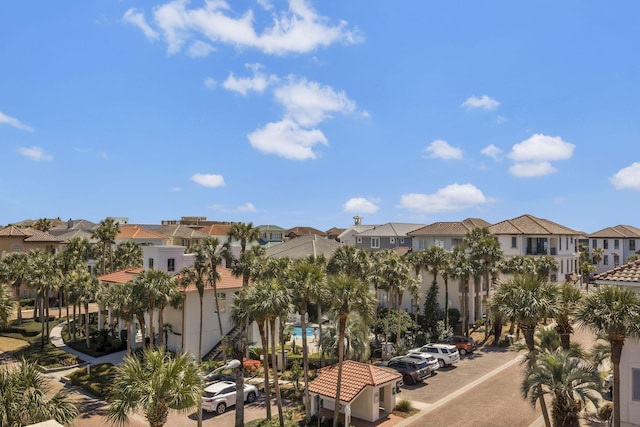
[270,232,282,240]
[511,236,517,248]
[148,258,154,269]
[614,239,620,250]
[371,237,380,249]
[216,293,227,313]
[633,368,640,401]
[614,254,620,267]
[631,240,637,252]
[435,239,444,248]
[399,237,405,244]
[390,237,396,244]
[356,236,362,244]
[604,255,609,266]
[603,240,609,249]
[167,258,175,272]
[592,240,597,249]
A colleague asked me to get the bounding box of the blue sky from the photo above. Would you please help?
[2,1,640,233]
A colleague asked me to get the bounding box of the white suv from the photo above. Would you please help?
[408,343,460,368]
[202,381,258,414]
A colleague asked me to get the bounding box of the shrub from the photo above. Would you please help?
[394,399,414,413]
[243,358,261,372]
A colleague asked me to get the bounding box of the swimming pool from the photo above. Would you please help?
[291,326,316,338]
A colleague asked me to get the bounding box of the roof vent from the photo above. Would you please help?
[353,216,363,226]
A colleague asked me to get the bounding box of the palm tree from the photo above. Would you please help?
[465,227,502,339]
[521,349,601,427]
[201,237,229,361]
[133,269,176,348]
[0,252,29,324]
[32,217,52,232]
[60,237,92,321]
[319,312,371,362]
[0,359,78,426]
[451,246,480,337]
[27,249,59,348]
[69,269,101,348]
[0,283,15,328]
[440,250,454,329]
[576,285,640,427]
[554,282,583,350]
[101,282,135,355]
[592,247,604,273]
[227,222,260,287]
[107,348,203,427]
[153,272,182,349]
[326,274,376,427]
[92,218,120,275]
[179,245,209,361]
[285,259,325,421]
[491,274,558,427]
[113,240,143,271]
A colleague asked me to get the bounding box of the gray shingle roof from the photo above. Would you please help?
[408,218,490,236]
[356,223,425,237]
[266,234,341,259]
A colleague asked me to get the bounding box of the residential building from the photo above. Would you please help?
[116,225,169,246]
[588,225,640,274]
[154,224,211,249]
[266,233,341,260]
[0,226,63,258]
[257,224,286,246]
[285,226,327,239]
[488,214,581,283]
[354,223,424,251]
[408,218,490,252]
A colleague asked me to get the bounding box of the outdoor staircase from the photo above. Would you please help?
[203,326,242,361]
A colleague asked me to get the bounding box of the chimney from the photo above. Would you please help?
[353,216,363,226]
[68,218,72,229]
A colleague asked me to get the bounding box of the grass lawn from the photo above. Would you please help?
[0,336,30,352]
[68,363,116,399]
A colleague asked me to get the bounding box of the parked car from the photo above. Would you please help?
[202,381,258,414]
[379,356,431,385]
[404,352,440,375]
[438,335,477,355]
[408,343,460,368]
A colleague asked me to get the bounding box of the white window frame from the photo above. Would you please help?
[167,258,176,272]
[356,236,362,244]
[371,237,380,249]
[390,237,396,244]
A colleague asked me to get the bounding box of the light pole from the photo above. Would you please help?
[199,359,242,426]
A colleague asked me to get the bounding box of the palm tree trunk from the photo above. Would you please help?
[524,325,551,427]
[269,319,285,427]
[85,302,90,348]
[301,307,311,420]
[234,335,246,427]
[198,295,203,361]
[213,284,226,363]
[126,319,132,355]
[396,291,404,346]
[384,289,391,358]
[333,315,347,427]
[612,343,623,427]
[72,304,77,342]
[16,283,23,324]
[318,304,325,368]
[258,321,272,420]
[444,277,449,329]
[148,302,155,348]
[40,293,46,348]
[157,308,165,349]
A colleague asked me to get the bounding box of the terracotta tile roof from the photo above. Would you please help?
[98,267,143,284]
[286,226,327,238]
[488,214,580,235]
[197,224,233,237]
[589,225,640,239]
[266,234,341,259]
[0,226,63,242]
[117,225,168,239]
[177,267,243,292]
[595,260,640,284]
[308,360,401,403]
[155,224,211,239]
[408,218,490,236]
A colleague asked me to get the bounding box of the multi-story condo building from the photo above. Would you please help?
[588,225,640,274]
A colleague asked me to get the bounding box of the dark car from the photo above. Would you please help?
[379,356,431,385]
[439,335,477,355]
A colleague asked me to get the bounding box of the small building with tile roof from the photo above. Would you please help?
[154,224,211,249]
[308,360,402,423]
[593,261,640,426]
[285,226,327,239]
[116,225,169,246]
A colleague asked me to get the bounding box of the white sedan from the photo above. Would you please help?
[202,380,258,414]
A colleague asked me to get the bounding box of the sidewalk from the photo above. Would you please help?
[48,321,127,378]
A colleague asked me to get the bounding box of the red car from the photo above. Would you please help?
[439,335,477,355]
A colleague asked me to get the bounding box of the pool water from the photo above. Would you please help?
[291,326,316,337]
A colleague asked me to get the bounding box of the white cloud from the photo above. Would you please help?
[274,77,355,127]
[204,77,217,90]
[191,173,225,187]
[139,0,361,56]
[398,183,490,213]
[610,162,640,190]
[508,134,575,162]
[343,197,380,214]
[257,0,273,10]
[462,95,500,111]
[0,111,33,132]
[170,186,182,192]
[123,8,159,40]
[508,134,575,177]
[481,144,503,161]
[223,63,277,95]
[188,40,215,57]
[247,119,327,160]
[496,115,507,124]
[237,202,256,212]
[17,146,52,162]
[423,140,463,160]
[509,161,556,177]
